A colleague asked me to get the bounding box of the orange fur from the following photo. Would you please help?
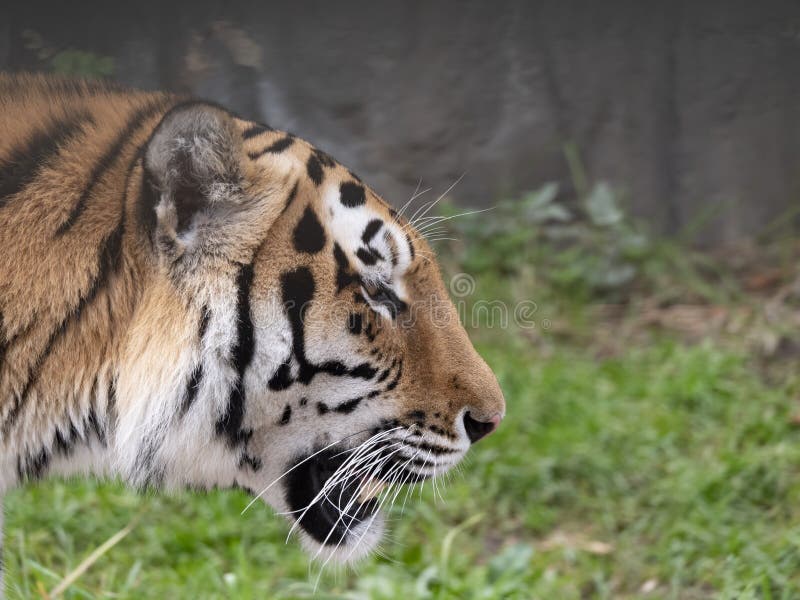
[0,74,504,560]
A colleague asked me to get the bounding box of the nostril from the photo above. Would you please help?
[462,411,499,444]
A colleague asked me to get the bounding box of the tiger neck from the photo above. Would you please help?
[0,170,158,492]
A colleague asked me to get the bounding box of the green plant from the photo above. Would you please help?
[22,30,114,79]
[438,165,740,305]
[49,50,115,78]
[439,179,651,300]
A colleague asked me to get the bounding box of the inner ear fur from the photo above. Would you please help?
[144,102,244,237]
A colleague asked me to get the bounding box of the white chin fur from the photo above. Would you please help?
[298,511,386,565]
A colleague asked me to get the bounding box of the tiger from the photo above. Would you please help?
[0,73,505,576]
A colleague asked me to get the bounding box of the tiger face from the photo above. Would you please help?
[130,104,505,560]
[0,83,504,565]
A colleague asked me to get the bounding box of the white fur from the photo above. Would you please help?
[1,163,464,570]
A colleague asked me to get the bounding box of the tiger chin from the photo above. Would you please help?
[0,74,505,567]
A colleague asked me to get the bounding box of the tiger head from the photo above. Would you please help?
[117,103,505,561]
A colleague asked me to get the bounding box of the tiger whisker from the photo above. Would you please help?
[280,431,402,538]
[327,428,418,508]
[415,222,449,235]
[324,450,395,541]
[319,433,411,494]
[287,431,410,529]
[239,429,384,515]
[311,443,406,566]
[432,453,446,504]
[416,227,448,239]
[408,172,466,230]
[416,206,496,229]
[318,435,420,567]
[338,450,408,540]
[324,442,408,521]
[405,177,422,212]
[340,448,420,564]
[385,455,417,513]
[396,179,431,218]
[401,202,439,238]
[412,222,446,234]
[279,436,403,519]
[401,465,425,514]
[241,426,397,515]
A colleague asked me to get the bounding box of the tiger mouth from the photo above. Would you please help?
[284,447,393,546]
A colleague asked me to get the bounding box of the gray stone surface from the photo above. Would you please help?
[3,0,800,242]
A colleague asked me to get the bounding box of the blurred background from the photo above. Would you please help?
[4,1,800,598]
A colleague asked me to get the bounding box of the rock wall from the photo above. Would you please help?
[3,0,800,242]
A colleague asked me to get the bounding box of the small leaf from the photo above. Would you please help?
[585,182,623,226]
[523,182,559,209]
[523,183,573,223]
[589,263,636,288]
[488,544,534,582]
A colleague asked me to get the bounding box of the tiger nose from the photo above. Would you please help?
[462,411,502,444]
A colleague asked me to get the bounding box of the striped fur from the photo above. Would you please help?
[0,74,505,568]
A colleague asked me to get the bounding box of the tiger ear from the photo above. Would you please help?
[143,103,244,255]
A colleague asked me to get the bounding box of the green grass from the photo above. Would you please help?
[5,335,800,599]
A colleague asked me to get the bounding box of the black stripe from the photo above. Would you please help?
[333,397,363,414]
[306,152,324,186]
[389,242,399,267]
[334,243,360,293]
[2,212,126,435]
[385,361,403,392]
[55,98,169,236]
[242,123,274,139]
[133,430,166,489]
[356,247,380,266]
[281,182,299,215]
[238,454,262,471]
[87,405,107,448]
[16,448,50,482]
[402,456,441,469]
[362,219,383,244]
[181,307,210,415]
[278,404,292,425]
[406,233,416,260]
[181,365,204,415]
[215,262,256,446]
[230,265,255,382]
[0,111,93,207]
[376,367,391,383]
[247,135,294,160]
[198,306,211,339]
[347,312,363,335]
[313,148,336,168]
[53,419,81,457]
[107,378,117,424]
